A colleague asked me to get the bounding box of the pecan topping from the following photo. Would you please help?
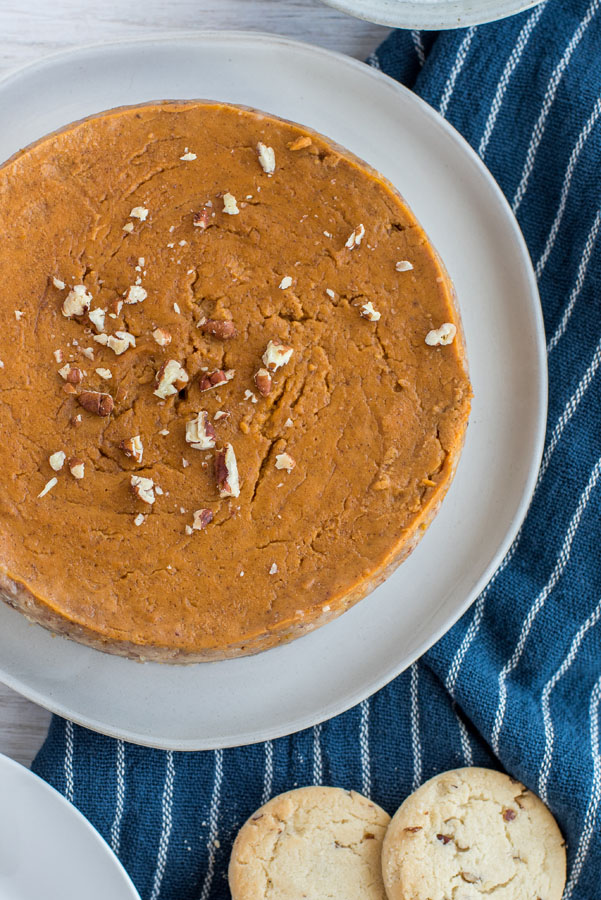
[262,340,293,372]
[193,205,212,229]
[186,412,216,450]
[222,192,239,215]
[62,383,77,395]
[58,364,83,384]
[120,435,144,464]
[154,360,189,399]
[52,277,66,290]
[68,458,85,479]
[152,327,172,347]
[278,275,293,290]
[198,369,235,392]
[180,150,197,161]
[129,206,148,221]
[403,826,422,833]
[360,301,381,322]
[48,451,66,472]
[197,318,237,340]
[345,223,365,250]
[62,284,92,318]
[275,452,295,472]
[130,475,155,505]
[425,323,456,346]
[257,142,276,174]
[78,390,114,417]
[192,508,213,530]
[436,834,452,844]
[254,368,272,396]
[125,285,147,304]
[88,308,106,331]
[215,443,240,498]
[37,477,58,499]
[502,808,517,822]
[396,260,413,272]
[287,135,312,151]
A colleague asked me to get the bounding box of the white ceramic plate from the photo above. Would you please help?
[0,752,140,900]
[321,0,544,29]
[0,33,546,750]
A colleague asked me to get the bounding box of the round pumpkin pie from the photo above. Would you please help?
[0,101,471,661]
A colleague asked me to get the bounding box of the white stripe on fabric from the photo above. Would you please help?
[539,600,601,803]
[536,106,601,279]
[149,751,175,900]
[547,210,601,352]
[359,700,372,797]
[512,0,601,213]
[366,52,381,71]
[447,330,601,694]
[411,30,426,68]
[110,740,126,856]
[312,726,323,786]
[410,664,422,791]
[478,3,547,159]
[540,334,601,477]
[438,28,477,119]
[455,709,474,766]
[261,740,273,805]
[563,674,601,900]
[491,454,601,755]
[200,750,224,900]
[64,718,74,803]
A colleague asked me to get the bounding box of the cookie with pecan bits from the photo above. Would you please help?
[382,767,566,900]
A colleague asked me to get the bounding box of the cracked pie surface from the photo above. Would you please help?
[0,101,471,661]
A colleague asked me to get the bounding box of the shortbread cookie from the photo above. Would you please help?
[382,767,566,900]
[229,786,390,900]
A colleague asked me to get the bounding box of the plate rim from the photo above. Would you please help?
[0,31,547,750]
[0,751,140,897]
[319,0,544,30]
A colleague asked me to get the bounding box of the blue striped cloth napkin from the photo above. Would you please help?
[32,2,601,897]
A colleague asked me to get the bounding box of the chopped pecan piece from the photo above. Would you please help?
[78,390,114,417]
[198,369,235,392]
[502,808,517,822]
[287,135,312,151]
[192,508,213,530]
[62,284,92,318]
[360,301,381,322]
[262,340,293,372]
[222,192,239,215]
[437,834,452,844]
[130,475,155,505]
[88,308,106,331]
[49,451,66,471]
[186,412,216,450]
[58,364,83,384]
[154,360,189,399]
[275,452,295,472]
[193,205,212,229]
[257,142,276,174]
[425,323,456,346]
[345,223,365,250]
[68,457,85,479]
[38,477,58,498]
[403,827,422,833]
[125,285,147,304]
[254,368,272,396]
[152,327,172,347]
[215,443,240,498]
[197,318,237,340]
[120,435,144,464]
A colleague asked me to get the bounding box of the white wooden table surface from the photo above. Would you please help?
[0,0,388,768]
